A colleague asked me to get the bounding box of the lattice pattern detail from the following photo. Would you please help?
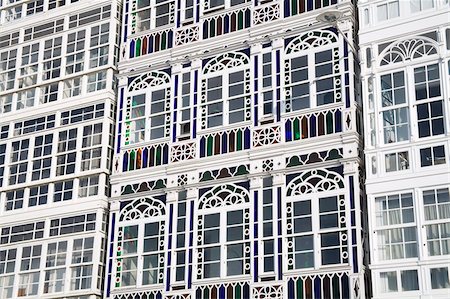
[128,71,171,91]
[120,179,166,195]
[253,2,281,25]
[199,127,251,157]
[379,37,438,66]
[285,30,338,54]
[253,284,283,299]
[113,290,162,299]
[119,197,165,221]
[195,281,250,299]
[175,25,200,46]
[129,28,173,59]
[171,141,196,162]
[202,5,251,39]
[203,52,250,74]
[286,168,344,196]
[199,164,249,182]
[286,272,350,299]
[164,294,191,299]
[286,148,343,167]
[122,143,169,172]
[253,125,281,147]
[199,184,250,209]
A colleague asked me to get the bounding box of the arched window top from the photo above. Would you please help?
[285,30,338,55]
[128,71,171,92]
[286,168,344,196]
[379,37,438,66]
[203,52,250,74]
[119,197,165,221]
[199,184,250,209]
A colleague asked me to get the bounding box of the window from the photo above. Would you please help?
[430,267,450,289]
[19,43,39,89]
[49,214,96,236]
[120,225,138,286]
[0,221,44,245]
[196,185,251,279]
[63,77,82,98]
[261,177,275,273]
[81,123,102,171]
[17,90,36,110]
[201,53,251,128]
[9,139,29,185]
[181,0,194,23]
[81,148,102,171]
[204,0,249,12]
[377,1,399,21]
[420,145,446,167]
[46,241,68,268]
[40,83,59,104]
[417,100,444,138]
[89,23,109,68]
[177,72,192,139]
[0,32,19,50]
[0,94,13,113]
[24,19,64,41]
[71,266,93,290]
[379,269,419,292]
[130,0,174,34]
[14,115,55,136]
[0,143,5,187]
[32,134,53,181]
[42,37,62,81]
[0,249,16,274]
[44,269,65,294]
[26,0,44,15]
[54,180,74,202]
[56,129,77,176]
[72,237,94,264]
[17,272,39,297]
[87,71,107,92]
[174,192,187,282]
[375,193,417,260]
[44,241,67,294]
[5,189,25,211]
[385,151,409,172]
[4,6,22,22]
[0,275,14,298]
[423,188,450,256]
[79,175,99,197]
[414,64,441,100]
[66,30,86,75]
[29,185,49,207]
[48,0,66,10]
[411,0,434,13]
[284,42,341,112]
[68,5,111,29]
[61,103,105,125]
[0,49,17,92]
[82,123,102,147]
[20,245,42,271]
[380,71,409,143]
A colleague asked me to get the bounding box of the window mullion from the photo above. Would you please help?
[221,210,226,278]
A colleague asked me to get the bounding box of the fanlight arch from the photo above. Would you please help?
[203,52,250,74]
[128,71,171,91]
[119,197,166,221]
[286,168,344,196]
[378,37,438,66]
[285,30,338,55]
[199,184,250,209]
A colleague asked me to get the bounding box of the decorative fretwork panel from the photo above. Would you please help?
[286,272,350,299]
[199,127,251,157]
[122,143,169,172]
[253,2,281,25]
[113,291,163,299]
[379,37,438,66]
[195,282,250,299]
[119,197,166,221]
[253,125,282,147]
[286,148,343,168]
[199,164,249,182]
[202,6,251,39]
[120,179,166,195]
[170,141,196,162]
[253,284,283,299]
[285,107,342,142]
[286,167,345,196]
[285,30,338,54]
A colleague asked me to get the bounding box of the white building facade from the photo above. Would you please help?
[0,0,121,298]
[359,0,450,298]
[108,1,368,299]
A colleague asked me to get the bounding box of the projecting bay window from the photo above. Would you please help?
[200,52,251,129]
[42,37,62,81]
[374,193,418,261]
[284,45,341,113]
[9,139,30,185]
[66,30,86,75]
[56,129,77,176]
[32,134,53,181]
[129,0,175,34]
[19,43,39,89]
[0,49,17,92]
[89,23,109,69]
[70,237,94,290]
[286,194,347,270]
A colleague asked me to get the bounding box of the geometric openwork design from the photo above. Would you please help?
[119,197,166,221]
[203,52,250,74]
[379,37,438,66]
[286,168,344,196]
[127,71,171,91]
[199,184,250,209]
[285,30,338,54]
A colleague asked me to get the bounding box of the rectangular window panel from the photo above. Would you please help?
[385,151,409,172]
[417,100,444,138]
[420,145,446,167]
